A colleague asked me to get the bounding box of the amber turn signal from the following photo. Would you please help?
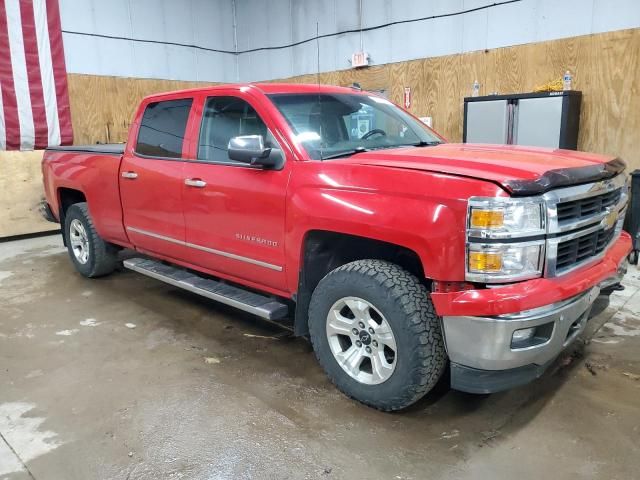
[469,209,504,229]
[468,251,502,272]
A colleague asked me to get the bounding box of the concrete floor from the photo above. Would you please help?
[1,235,639,480]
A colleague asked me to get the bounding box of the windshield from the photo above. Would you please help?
[268,93,442,160]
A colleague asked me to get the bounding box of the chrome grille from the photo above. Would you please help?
[544,174,628,277]
[555,226,617,272]
[556,188,622,223]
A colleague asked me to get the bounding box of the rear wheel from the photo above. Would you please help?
[308,259,447,411]
[64,202,117,278]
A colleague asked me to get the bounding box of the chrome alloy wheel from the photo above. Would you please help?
[69,219,90,264]
[326,296,397,385]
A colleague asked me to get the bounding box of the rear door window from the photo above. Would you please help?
[136,99,193,158]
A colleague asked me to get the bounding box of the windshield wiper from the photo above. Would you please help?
[321,146,368,160]
[407,140,442,147]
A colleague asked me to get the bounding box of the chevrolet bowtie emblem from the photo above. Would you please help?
[603,208,617,229]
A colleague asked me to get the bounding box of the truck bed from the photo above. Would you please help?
[42,143,128,246]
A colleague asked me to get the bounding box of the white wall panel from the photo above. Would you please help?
[59,0,234,81]
[462,0,489,52]
[59,0,640,83]
[485,0,537,49]
[58,0,95,32]
[96,38,136,78]
[592,0,640,34]
[361,0,392,65]
[197,51,237,83]
[192,0,236,51]
[234,0,640,82]
[92,0,132,37]
[535,0,593,41]
[422,11,464,58]
[62,33,102,75]
[333,32,360,71]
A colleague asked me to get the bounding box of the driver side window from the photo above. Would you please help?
[198,96,276,163]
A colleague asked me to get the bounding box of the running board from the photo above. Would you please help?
[123,258,289,320]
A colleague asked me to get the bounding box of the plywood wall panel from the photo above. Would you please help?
[576,30,640,165]
[67,74,212,145]
[426,54,464,140]
[0,151,55,238]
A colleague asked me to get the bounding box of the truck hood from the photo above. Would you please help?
[337,143,625,195]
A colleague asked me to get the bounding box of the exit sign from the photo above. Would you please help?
[351,51,369,68]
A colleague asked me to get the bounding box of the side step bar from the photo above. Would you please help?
[123,258,289,320]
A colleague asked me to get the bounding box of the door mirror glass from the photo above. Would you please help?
[228,135,276,167]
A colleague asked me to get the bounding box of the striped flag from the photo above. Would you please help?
[0,0,72,150]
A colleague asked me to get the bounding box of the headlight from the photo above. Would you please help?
[466,197,547,283]
[468,197,545,239]
[467,241,545,282]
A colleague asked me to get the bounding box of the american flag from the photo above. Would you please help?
[0,0,72,150]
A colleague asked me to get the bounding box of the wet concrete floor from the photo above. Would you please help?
[1,235,639,479]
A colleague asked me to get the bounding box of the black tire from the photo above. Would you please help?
[64,202,117,278]
[308,259,447,411]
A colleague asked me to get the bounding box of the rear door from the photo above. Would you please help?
[180,91,291,293]
[120,98,192,260]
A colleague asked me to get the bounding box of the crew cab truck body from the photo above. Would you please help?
[42,83,631,410]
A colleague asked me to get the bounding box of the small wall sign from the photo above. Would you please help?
[403,87,411,109]
[351,51,369,68]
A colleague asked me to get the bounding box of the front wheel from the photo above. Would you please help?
[308,260,447,411]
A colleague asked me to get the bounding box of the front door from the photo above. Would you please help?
[181,92,290,293]
[120,98,192,260]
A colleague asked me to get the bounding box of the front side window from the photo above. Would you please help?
[268,93,442,160]
[198,96,276,163]
[136,98,192,158]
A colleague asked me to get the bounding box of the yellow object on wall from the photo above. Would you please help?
[532,78,564,92]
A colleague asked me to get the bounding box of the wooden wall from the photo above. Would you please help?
[68,74,212,145]
[274,28,640,171]
[0,150,51,238]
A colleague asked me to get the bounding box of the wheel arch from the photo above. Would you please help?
[293,229,427,336]
[57,188,87,246]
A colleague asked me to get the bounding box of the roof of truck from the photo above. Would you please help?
[144,82,367,101]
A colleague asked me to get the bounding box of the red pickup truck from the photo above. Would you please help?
[42,83,631,411]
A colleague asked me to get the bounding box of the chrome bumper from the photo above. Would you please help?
[442,267,627,374]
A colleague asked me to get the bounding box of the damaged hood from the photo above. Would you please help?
[337,143,624,195]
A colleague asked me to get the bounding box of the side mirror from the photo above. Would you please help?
[228,135,277,167]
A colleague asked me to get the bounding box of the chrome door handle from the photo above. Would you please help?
[121,171,138,179]
[185,178,207,188]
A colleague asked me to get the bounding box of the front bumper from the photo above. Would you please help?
[438,233,631,394]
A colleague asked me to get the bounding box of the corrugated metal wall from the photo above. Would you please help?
[59,0,237,82]
[236,0,640,81]
[58,0,640,83]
